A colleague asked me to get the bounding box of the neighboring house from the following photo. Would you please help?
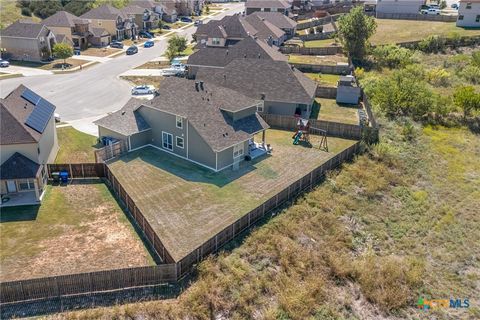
[160,2,179,22]
[336,75,361,105]
[80,4,138,40]
[122,4,159,31]
[249,11,297,38]
[0,85,59,206]
[89,27,112,47]
[95,77,269,172]
[0,20,56,62]
[245,0,292,15]
[187,36,287,77]
[457,0,480,27]
[376,0,425,15]
[196,59,317,117]
[42,11,90,50]
[194,14,286,47]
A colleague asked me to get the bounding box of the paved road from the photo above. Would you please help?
[0,4,243,124]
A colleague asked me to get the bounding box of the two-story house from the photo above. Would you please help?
[245,0,292,15]
[42,11,90,50]
[248,11,297,39]
[95,77,269,172]
[376,0,426,15]
[0,85,59,206]
[457,0,480,27]
[0,20,56,62]
[80,4,138,40]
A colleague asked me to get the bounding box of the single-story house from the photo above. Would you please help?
[187,36,287,77]
[95,77,270,172]
[376,0,425,15]
[42,11,90,50]
[245,0,292,16]
[196,59,317,117]
[457,0,480,27]
[0,85,59,207]
[0,20,56,62]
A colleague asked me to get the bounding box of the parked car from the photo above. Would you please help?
[110,41,124,49]
[160,65,186,77]
[126,45,138,55]
[162,25,171,30]
[451,3,459,9]
[54,113,61,122]
[421,8,441,15]
[180,17,193,23]
[144,40,154,48]
[0,60,9,67]
[131,85,155,95]
[139,30,153,39]
[194,20,202,26]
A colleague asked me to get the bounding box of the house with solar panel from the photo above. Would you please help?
[0,85,59,207]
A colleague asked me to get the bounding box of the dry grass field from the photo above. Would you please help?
[0,183,154,282]
[108,129,357,261]
[289,53,348,65]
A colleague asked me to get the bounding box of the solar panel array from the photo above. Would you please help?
[21,88,56,134]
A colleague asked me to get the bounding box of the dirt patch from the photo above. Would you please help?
[82,47,121,57]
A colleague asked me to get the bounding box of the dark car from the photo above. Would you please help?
[139,30,153,39]
[144,40,154,48]
[110,41,124,49]
[180,17,193,23]
[126,45,138,55]
[162,25,171,30]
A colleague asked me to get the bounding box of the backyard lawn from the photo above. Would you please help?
[305,73,340,87]
[315,98,360,125]
[371,19,480,45]
[82,47,121,57]
[55,126,101,163]
[303,38,339,48]
[288,54,348,65]
[0,183,154,282]
[108,129,357,261]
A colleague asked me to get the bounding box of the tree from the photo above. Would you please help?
[166,35,188,60]
[453,86,480,118]
[205,5,210,14]
[337,6,376,62]
[439,0,447,9]
[52,43,73,67]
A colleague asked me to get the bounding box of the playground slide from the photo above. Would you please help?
[293,131,302,145]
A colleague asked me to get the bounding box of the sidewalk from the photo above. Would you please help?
[1,66,53,77]
[120,69,165,76]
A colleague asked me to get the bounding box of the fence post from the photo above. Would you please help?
[215,234,218,251]
[69,164,74,179]
[81,164,85,178]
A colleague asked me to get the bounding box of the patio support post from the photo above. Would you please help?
[262,130,266,147]
[34,179,40,200]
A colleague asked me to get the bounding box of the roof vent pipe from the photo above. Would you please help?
[199,81,204,91]
[195,81,199,91]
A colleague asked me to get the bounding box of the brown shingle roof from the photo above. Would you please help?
[42,11,87,28]
[251,11,297,29]
[94,98,150,136]
[0,20,48,38]
[196,59,316,105]
[246,0,291,9]
[0,152,40,179]
[80,4,126,20]
[244,14,285,40]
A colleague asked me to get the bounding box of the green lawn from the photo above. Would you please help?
[305,73,340,87]
[371,19,480,45]
[0,183,154,282]
[288,54,348,65]
[55,126,101,163]
[0,0,41,29]
[304,39,339,48]
[315,98,359,125]
[180,44,195,56]
[108,129,357,261]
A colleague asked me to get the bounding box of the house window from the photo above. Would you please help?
[459,15,464,20]
[257,104,264,113]
[176,116,183,129]
[212,38,221,45]
[466,2,472,9]
[162,132,173,150]
[18,179,35,191]
[233,143,244,158]
[176,136,184,149]
[477,15,480,22]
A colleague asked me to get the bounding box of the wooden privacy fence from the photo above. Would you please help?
[281,46,342,55]
[316,86,337,99]
[375,12,457,22]
[175,141,361,277]
[47,163,106,178]
[0,264,177,304]
[299,31,336,41]
[94,140,127,163]
[261,113,362,140]
[290,62,351,75]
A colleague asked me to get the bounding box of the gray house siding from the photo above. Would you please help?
[336,86,361,105]
[138,107,187,158]
[130,130,152,149]
[264,101,300,116]
[186,122,216,169]
[231,106,259,121]
[98,126,128,143]
[216,140,249,170]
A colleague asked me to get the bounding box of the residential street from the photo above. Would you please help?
[0,3,243,130]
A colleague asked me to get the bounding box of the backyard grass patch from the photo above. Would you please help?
[288,54,348,65]
[55,127,101,163]
[305,73,340,87]
[315,98,359,125]
[303,38,339,48]
[0,183,155,282]
[371,19,480,45]
[107,129,357,261]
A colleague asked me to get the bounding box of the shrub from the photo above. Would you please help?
[21,7,31,16]
[453,86,480,118]
[426,67,451,87]
[402,120,416,141]
[418,35,446,53]
[459,65,480,84]
[372,44,414,69]
[472,50,480,67]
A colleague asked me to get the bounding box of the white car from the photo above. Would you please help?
[131,85,155,95]
[421,8,441,15]
[160,65,186,77]
[54,113,61,122]
[0,60,9,67]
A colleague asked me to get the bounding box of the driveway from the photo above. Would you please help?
[0,3,243,124]
[0,65,53,76]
